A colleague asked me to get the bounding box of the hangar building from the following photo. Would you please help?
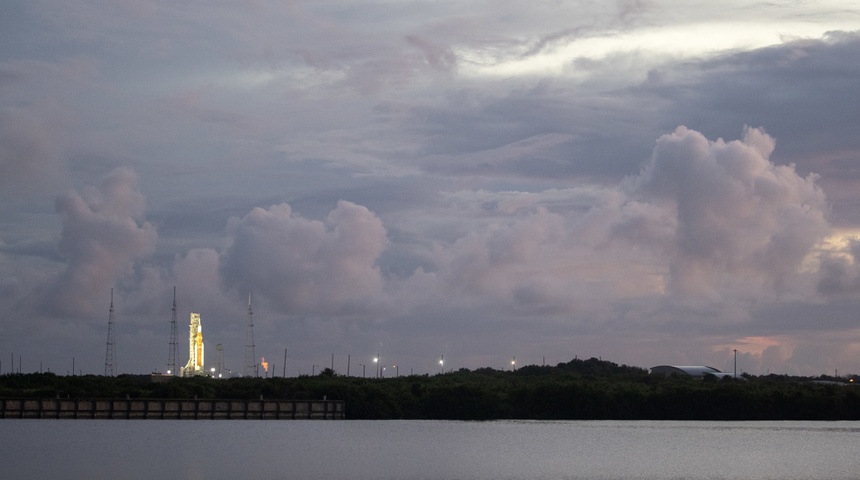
[649,365,736,379]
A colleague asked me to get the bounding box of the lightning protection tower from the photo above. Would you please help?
[104,288,116,376]
[216,343,224,378]
[167,286,178,375]
[244,292,257,377]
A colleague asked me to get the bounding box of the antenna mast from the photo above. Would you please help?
[104,288,116,376]
[244,292,257,377]
[167,286,178,375]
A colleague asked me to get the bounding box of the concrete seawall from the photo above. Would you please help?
[0,398,344,420]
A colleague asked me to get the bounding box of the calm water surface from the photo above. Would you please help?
[2,420,859,479]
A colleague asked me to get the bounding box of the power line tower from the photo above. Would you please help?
[167,286,178,375]
[243,292,257,377]
[104,288,116,376]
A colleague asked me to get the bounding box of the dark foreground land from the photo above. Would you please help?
[2,358,859,420]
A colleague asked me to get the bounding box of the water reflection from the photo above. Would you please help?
[2,420,858,479]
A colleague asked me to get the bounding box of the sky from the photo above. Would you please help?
[2,1,860,378]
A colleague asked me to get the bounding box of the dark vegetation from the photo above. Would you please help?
[2,358,859,420]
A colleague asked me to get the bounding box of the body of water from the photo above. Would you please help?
[2,420,858,479]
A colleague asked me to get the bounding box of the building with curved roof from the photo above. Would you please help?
[649,365,736,379]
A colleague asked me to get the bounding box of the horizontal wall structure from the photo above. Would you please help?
[0,398,344,420]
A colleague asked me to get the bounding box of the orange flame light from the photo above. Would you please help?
[261,357,269,373]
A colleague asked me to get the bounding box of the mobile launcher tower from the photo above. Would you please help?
[180,313,206,377]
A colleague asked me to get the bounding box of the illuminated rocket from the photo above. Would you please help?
[181,313,205,376]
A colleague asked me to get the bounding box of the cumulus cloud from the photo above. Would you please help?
[816,235,860,296]
[398,127,833,319]
[433,207,566,300]
[619,126,830,300]
[43,167,157,316]
[172,248,227,310]
[393,188,660,319]
[220,200,388,315]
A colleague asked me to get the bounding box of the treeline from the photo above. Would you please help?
[2,358,859,420]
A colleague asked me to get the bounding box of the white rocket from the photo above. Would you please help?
[180,313,204,376]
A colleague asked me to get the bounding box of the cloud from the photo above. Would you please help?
[396,126,833,321]
[434,206,567,302]
[220,200,388,315]
[3,2,860,376]
[390,186,662,319]
[42,167,157,316]
[637,32,860,225]
[0,108,61,195]
[172,248,225,309]
[421,133,577,177]
[406,35,457,73]
[617,0,652,23]
[619,126,830,300]
[816,235,860,296]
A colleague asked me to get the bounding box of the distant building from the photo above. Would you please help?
[650,365,736,379]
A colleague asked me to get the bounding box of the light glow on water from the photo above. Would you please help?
[2,420,859,479]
